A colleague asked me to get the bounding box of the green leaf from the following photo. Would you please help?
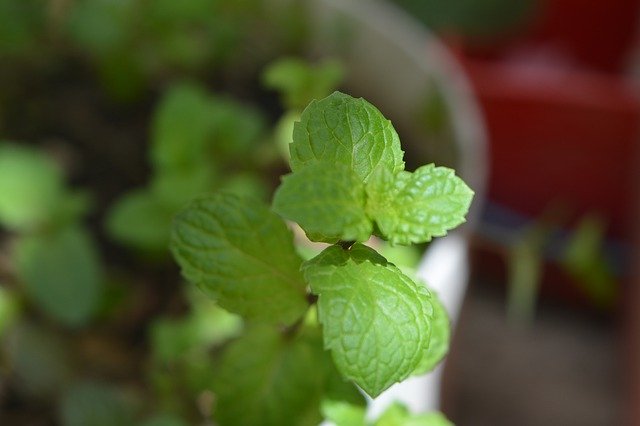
[212,326,327,426]
[151,83,216,170]
[150,165,215,209]
[14,226,104,327]
[303,244,434,397]
[0,143,64,230]
[366,164,473,245]
[374,402,453,426]
[273,162,372,242]
[170,193,308,325]
[263,57,345,110]
[106,189,173,252]
[59,381,136,426]
[412,290,449,375]
[321,400,367,426]
[290,92,404,183]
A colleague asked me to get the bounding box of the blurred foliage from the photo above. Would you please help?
[106,82,271,253]
[0,0,459,422]
[14,225,103,327]
[561,215,617,309]
[59,380,138,426]
[507,211,618,325]
[263,57,344,111]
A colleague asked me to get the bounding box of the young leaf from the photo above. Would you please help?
[412,290,450,375]
[170,193,307,325]
[366,164,473,245]
[290,92,404,183]
[374,402,453,426]
[14,226,104,327]
[150,83,215,170]
[0,143,64,231]
[106,189,173,252]
[212,326,327,426]
[303,245,434,397]
[272,162,372,242]
[263,57,345,110]
[321,400,367,426]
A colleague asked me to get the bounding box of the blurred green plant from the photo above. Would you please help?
[507,211,618,325]
[106,82,270,254]
[0,143,103,328]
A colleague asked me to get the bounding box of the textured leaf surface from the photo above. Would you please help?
[303,245,434,397]
[273,162,372,242]
[14,226,103,327]
[367,164,473,245]
[170,193,307,325]
[290,92,404,183]
[412,290,450,375]
[212,326,328,426]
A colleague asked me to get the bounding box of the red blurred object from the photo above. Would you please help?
[465,58,640,238]
[463,0,640,73]
[449,0,640,238]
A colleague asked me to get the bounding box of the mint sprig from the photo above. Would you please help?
[170,91,474,406]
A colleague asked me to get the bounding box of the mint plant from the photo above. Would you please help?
[170,91,472,423]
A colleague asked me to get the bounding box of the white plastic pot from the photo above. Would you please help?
[306,0,488,418]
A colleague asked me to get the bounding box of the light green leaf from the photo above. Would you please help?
[106,189,173,252]
[263,57,345,110]
[366,164,473,245]
[170,193,307,325]
[14,226,104,327]
[303,244,434,397]
[412,290,449,375]
[0,143,64,231]
[321,400,367,426]
[375,402,453,426]
[290,92,404,183]
[212,326,327,426]
[273,162,372,242]
[59,381,136,426]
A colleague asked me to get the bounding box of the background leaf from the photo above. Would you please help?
[212,326,328,426]
[0,143,64,231]
[59,381,137,426]
[14,225,104,327]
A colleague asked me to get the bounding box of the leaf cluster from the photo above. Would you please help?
[0,143,103,328]
[171,91,473,423]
